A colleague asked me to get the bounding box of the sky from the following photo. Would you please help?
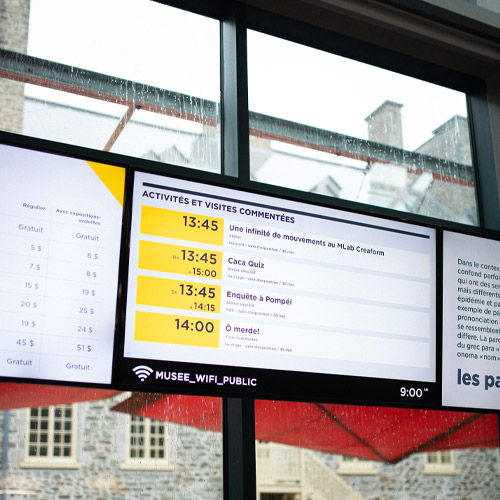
[25,0,467,152]
[247,31,468,151]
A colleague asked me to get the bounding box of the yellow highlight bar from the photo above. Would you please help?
[138,241,222,279]
[141,206,224,246]
[137,276,221,313]
[135,311,219,348]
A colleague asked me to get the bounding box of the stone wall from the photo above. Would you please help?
[0,0,30,133]
[2,395,223,500]
[3,397,500,500]
[316,446,500,500]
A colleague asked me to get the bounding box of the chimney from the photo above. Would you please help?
[365,100,404,148]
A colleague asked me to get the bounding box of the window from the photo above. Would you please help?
[0,0,221,172]
[336,456,377,475]
[254,401,499,498]
[418,0,500,16]
[21,405,79,468]
[1,0,500,498]
[121,415,172,470]
[247,30,478,225]
[423,451,458,475]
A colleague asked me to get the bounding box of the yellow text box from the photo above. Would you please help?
[141,206,224,246]
[137,276,221,313]
[135,311,219,348]
[139,241,222,279]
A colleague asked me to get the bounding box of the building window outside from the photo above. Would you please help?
[120,415,172,470]
[423,451,457,475]
[21,404,79,468]
[336,455,378,475]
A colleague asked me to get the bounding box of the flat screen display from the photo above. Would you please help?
[0,144,125,385]
[121,171,437,404]
[443,230,500,410]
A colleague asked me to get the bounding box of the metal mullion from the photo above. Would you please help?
[223,397,256,500]
[467,88,500,230]
[221,1,249,179]
[221,3,255,499]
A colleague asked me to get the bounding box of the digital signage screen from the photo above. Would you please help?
[443,230,500,410]
[120,171,437,405]
[0,144,125,385]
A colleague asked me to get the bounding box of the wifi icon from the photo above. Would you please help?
[132,365,154,382]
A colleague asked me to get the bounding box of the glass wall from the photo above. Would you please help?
[255,400,500,500]
[0,1,485,223]
[468,0,500,13]
[1,1,499,499]
[248,30,478,225]
[0,385,223,499]
[418,0,500,17]
[0,0,221,172]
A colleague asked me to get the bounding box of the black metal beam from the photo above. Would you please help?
[468,87,500,230]
[223,398,256,500]
[221,2,250,178]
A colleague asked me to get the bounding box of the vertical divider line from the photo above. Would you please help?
[220,4,255,495]
[221,1,250,181]
[223,397,256,500]
[468,86,500,231]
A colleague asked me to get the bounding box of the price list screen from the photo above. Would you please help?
[0,145,124,385]
[122,172,436,399]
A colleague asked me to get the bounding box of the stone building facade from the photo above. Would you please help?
[0,395,223,500]
[1,396,499,500]
[317,447,500,500]
[0,0,29,133]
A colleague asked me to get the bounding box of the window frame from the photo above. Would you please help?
[20,404,79,469]
[423,450,458,475]
[120,414,173,471]
[336,455,378,476]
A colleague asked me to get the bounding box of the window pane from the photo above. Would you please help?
[416,0,500,17]
[0,0,221,172]
[248,31,478,225]
[255,400,500,498]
